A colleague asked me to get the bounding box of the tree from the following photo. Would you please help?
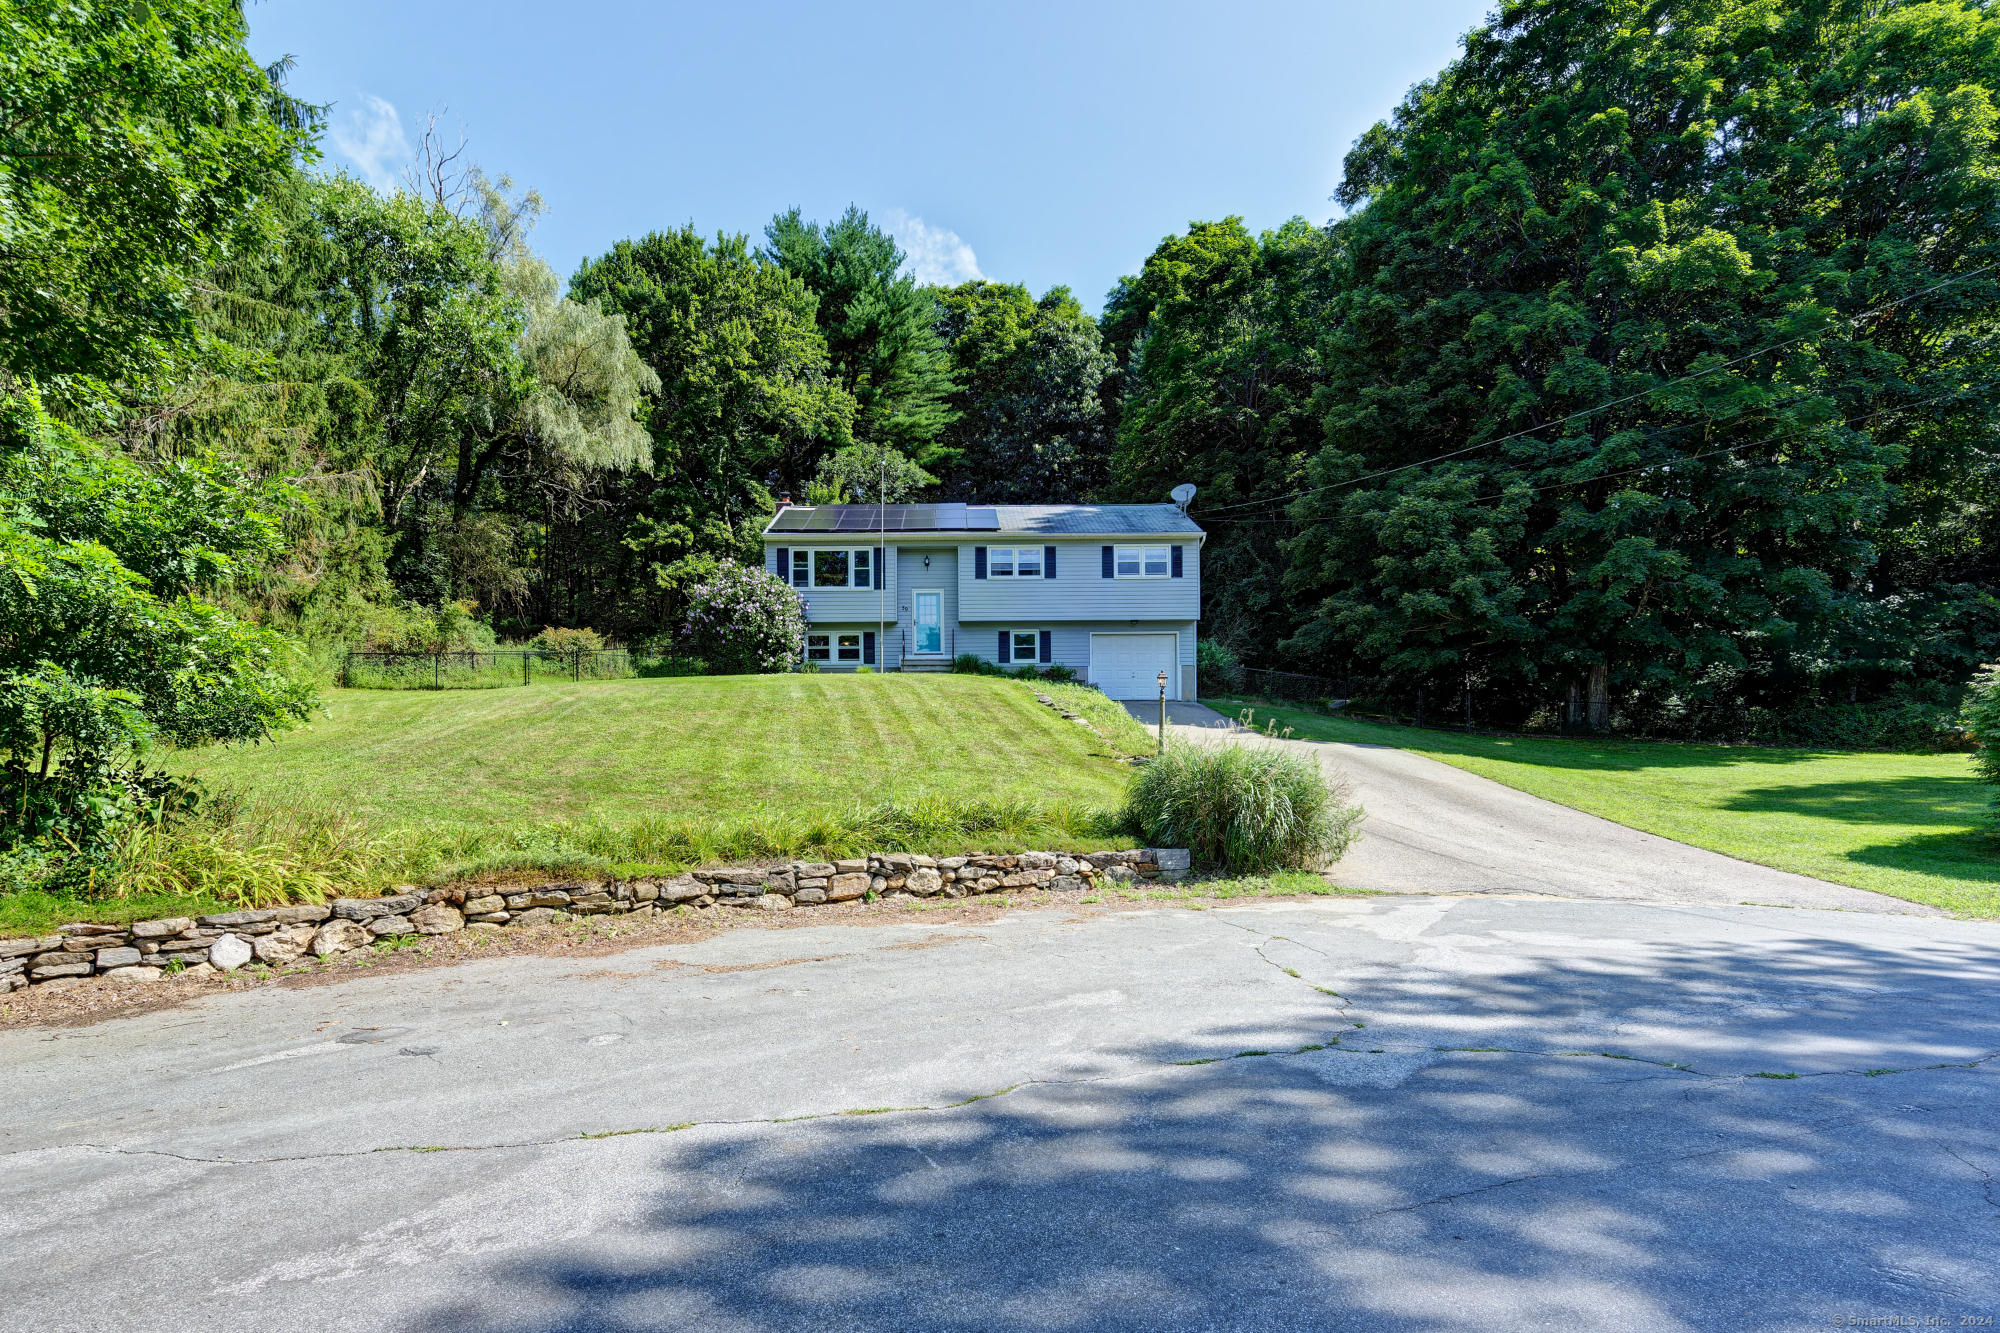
[1964,663,2000,817]
[1106,218,1333,656]
[0,0,317,386]
[0,389,315,858]
[932,282,1115,503]
[811,441,935,504]
[1283,0,2000,730]
[763,206,957,468]
[563,228,854,636]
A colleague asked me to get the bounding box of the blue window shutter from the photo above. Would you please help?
[974,546,987,579]
[1039,630,1052,664]
[863,632,875,665]
[875,547,884,589]
[1171,545,1184,578]
[1101,545,1114,578]
[1044,545,1056,578]
[775,547,788,581]
[997,630,1010,663]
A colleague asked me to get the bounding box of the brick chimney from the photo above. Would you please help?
[776,491,792,509]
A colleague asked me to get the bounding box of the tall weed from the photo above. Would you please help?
[110,803,386,908]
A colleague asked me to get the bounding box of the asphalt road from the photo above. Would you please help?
[5,895,1996,1332]
[1132,700,1939,914]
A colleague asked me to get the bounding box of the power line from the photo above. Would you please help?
[1191,262,1999,521]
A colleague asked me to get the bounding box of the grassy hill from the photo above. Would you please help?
[1213,700,1995,918]
[3,675,1153,934]
[178,673,1141,828]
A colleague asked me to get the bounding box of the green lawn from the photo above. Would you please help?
[179,673,1136,831]
[1208,700,1996,918]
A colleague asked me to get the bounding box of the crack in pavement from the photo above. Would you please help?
[9,1039,1990,1192]
[1940,1144,2000,1211]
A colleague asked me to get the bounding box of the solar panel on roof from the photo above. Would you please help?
[967,508,999,530]
[770,508,809,530]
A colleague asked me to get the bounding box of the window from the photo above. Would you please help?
[807,634,831,662]
[1115,545,1169,578]
[1011,631,1039,662]
[813,549,849,587]
[798,547,877,588]
[837,633,862,662]
[987,546,1041,578]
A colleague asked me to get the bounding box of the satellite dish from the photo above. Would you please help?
[1170,483,1197,510]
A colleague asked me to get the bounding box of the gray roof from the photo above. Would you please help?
[764,503,1202,537]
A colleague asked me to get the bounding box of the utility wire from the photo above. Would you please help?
[1190,262,1999,520]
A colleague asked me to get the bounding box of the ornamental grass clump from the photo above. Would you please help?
[1125,737,1361,874]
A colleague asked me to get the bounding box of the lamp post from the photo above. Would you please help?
[1157,669,1169,752]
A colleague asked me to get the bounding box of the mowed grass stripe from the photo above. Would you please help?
[1211,701,1995,918]
[176,675,1134,829]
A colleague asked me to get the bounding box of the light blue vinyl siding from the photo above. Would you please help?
[955,541,1199,621]
[770,542,896,625]
[957,619,1197,691]
[895,547,958,664]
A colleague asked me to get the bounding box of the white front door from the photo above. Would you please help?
[913,591,943,654]
[1089,633,1177,700]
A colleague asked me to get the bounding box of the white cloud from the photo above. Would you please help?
[329,93,412,192]
[882,208,984,286]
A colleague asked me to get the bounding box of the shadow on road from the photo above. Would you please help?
[409,914,2000,1332]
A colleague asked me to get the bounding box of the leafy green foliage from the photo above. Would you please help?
[1281,0,2000,730]
[1106,218,1330,654]
[1125,737,1362,873]
[933,281,1115,501]
[1964,663,2000,809]
[812,440,936,503]
[1197,638,1246,692]
[0,0,317,384]
[0,389,315,874]
[565,227,853,635]
[763,206,957,466]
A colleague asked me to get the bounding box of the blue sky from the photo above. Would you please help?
[247,1,1489,311]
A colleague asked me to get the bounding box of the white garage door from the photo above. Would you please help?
[1089,633,1177,700]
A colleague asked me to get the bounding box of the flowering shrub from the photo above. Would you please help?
[681,561,806,674]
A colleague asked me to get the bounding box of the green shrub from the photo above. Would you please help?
[951,653,1006,677]
[1008,664,1042,682]
[1964,663,2000,814]
[1197,639,1246,693]
[1125,737,1362,873]
[635,655,707,678]
[1040,663,1078,683]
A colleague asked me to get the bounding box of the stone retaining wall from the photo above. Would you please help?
[0,847,1191,991]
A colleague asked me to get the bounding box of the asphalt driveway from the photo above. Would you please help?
[4,895,1996,1331]
[1125,700,1938,914]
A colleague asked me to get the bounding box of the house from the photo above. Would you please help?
[762,501,1205,700]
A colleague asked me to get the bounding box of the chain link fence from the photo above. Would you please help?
[341,649,641,689]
